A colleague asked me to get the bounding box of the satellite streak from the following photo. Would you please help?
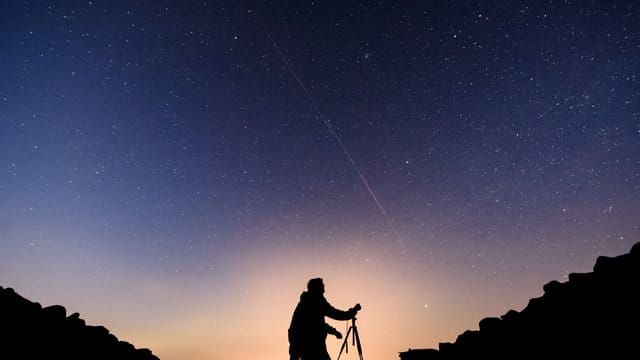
[252,10,407,254]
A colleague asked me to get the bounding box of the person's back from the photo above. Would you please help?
[290,291,324,340]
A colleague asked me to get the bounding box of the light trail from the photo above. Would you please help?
[251,10,407,255]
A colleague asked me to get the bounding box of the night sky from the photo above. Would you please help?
[1,1,639,360]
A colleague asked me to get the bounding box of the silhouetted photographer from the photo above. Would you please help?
[289,278,361,360]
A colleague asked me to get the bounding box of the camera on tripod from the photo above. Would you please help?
[338,304,364,360]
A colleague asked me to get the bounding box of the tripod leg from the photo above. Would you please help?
[337,326,353,360]
[353,327,363,360]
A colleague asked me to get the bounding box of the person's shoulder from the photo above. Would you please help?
[300,291,312,302]
[319,295,330,305]
[301,291,326,304]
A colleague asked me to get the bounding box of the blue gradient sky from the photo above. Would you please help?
[1,1,639,360]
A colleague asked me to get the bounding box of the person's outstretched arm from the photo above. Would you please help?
[323,299,361,321]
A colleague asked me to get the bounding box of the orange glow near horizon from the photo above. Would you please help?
[6,228,632,360]
[137,242,451,360]
[7,235,548,360]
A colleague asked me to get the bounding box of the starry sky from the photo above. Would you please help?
[1,1,639,359]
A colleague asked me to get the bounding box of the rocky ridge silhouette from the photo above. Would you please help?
[0,286,159,359]
[400,241,640,359]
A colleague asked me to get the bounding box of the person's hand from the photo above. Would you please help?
[334,331,342,339]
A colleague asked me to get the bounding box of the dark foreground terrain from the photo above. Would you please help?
[3,242,637,360]
[401,241,640,359]
[0,286,158,360]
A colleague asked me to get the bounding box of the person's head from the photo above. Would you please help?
[307,278,325,294]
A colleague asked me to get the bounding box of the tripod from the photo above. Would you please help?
[337,318,363,360]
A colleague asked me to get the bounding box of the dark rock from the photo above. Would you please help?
[136,348,155,358]
[454,329,480,347]
[478,317,501,333]
[594,255,616,273]
[542,280,563,295]
[400,349,439,360]
[524,296,544,313]
[86,325,110,337]
[43,304,66,320]
[399,241,640,360]
[567,271,591,283]
[66,312,86,327]
[500,309,519,322]
[0,286,159,360]
[118,340,136,352]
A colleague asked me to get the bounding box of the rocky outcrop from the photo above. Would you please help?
[0,287,159,359]
[400,242,640,359]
